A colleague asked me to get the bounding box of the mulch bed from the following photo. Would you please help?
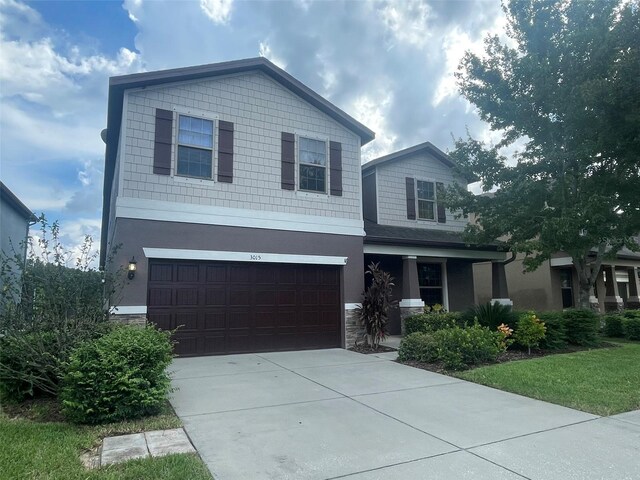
[1,397,65,423]
[349,344,397,354]
[398,342,620,375]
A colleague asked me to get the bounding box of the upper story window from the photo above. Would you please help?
[176,115,214,179]
[416,180,435,220]
[299,137,327,193]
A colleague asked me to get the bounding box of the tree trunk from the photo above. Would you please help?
[572,244,606,311]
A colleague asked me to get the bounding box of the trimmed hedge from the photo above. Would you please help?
[537,312,568,350]
[562,309,600,346]
[61,325,173,424]
[399,324,503,370]
[622,310,640,320]
[603,314,625,338]
[404,312,462,335]
[398,332,438,363]
[623,318,640,340]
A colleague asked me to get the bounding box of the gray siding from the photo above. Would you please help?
[0,199,30,297]
[117,71,362,220]
[375,152,468,231]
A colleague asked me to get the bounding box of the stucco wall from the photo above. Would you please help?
[116,71,362,221]
[374,152,468,231]
[110,218,364,307]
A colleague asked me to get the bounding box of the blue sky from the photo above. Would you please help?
[0,0,508,261]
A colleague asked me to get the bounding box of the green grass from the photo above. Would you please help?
[0,401,212,480]
[456,341,640,416]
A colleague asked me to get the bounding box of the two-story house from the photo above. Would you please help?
[100,58,374,356]
[359,143,508,335]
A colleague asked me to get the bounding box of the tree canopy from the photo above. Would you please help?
[446,0,640,307]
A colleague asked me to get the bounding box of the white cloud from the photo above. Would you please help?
[258,41,287,69]
[351,90,397,162]
[380,0,434,49]
[200,0,233,25]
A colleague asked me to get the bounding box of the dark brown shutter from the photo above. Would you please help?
[217,120,234,183]
[406,177,416,220]
[153,109,173,175]
[329,141,342,196]
[281,132,295,190]
[436,182,447,223]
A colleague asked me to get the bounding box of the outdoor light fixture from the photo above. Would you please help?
[128,257,137,280]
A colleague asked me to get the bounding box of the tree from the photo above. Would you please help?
[446,0,640,309]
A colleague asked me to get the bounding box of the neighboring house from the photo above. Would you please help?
[474,248,640,313]
[100,57,375,356]
[0,182,37,299]
[359,142,508,335]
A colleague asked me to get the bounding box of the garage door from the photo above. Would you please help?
[147,260,342,356]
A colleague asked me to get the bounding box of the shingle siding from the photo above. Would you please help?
[116,71,361,220]
[375,152,468,232]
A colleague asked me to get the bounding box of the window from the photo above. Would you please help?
[560,268,574,308]
[418,263,443,306]
[416,180,435,220]
[176,115,214,179]
[299,137,327,193]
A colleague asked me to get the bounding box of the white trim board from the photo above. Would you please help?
[364,244,507,261]
[550,256,640,268]
[116,197,365,237]
[143,248,348,265]
[110,306,147,315]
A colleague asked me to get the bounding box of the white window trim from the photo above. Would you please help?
[172,107,219,181]
[415,177,437,222]
[295,132,330,195]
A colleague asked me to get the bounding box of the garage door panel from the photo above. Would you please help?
[176,264,199,283]
[148,260,341,356]
[148,312,171,330]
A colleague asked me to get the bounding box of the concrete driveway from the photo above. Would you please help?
[170,349,639,480]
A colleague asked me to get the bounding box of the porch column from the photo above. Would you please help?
[603,265,624,312]
[491,261,513,308]
[399,256,424,335]
[626,266,640,309]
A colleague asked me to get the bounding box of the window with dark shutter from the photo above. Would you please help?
[281,132,295,190]
[153,109,173,175]
[406,177,416,220]
[436,182,447,223]
[329,141,342,196]
[217,120,234,183]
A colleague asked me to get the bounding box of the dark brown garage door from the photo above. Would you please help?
[147,260,342,356]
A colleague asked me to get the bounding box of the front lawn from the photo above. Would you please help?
[0,401,212,480]
[456,341,640,416]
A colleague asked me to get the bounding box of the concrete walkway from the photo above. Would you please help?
[169,349,639,480]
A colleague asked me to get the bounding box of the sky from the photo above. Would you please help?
[0,0,509,260]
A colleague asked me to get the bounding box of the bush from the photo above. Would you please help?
[404,312,462,334]
[398,332,438,362]
[603,314,625,338]
[623,318,640,340]
[537,312,568,350]
[513,312,546,354]
[562,309,600,346]
[465,302,517,330]
[61,326,173,424]
[622,310,640,320]
[432,324,504,370]
[355,263,395,348]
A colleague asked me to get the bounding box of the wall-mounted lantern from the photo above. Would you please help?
[128,257,137,280]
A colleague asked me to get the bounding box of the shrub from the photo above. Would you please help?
[432,324,504,370]
[623,318,640,341]
[622,310,640,320]
[603,314,625,338]
[465,302,517,330]
[355,263,395,349]
[61,326,173,424]
[513,312,546,354]
[398,332,438,362]
[404,312,462,334]
[537,312,568,349]
[562,309,600,346]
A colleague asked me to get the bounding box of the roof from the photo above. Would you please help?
[100,57,375,267]
[0,182,37,222]
[364,221,502,251]
[361,141,476,183]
